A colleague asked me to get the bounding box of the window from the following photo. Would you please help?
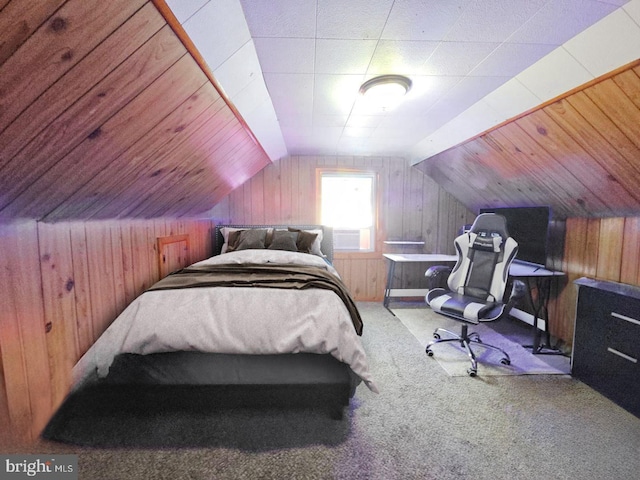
[318,169,377,252]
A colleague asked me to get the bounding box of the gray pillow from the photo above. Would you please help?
[236,229,267,250]
[268,230,298,251]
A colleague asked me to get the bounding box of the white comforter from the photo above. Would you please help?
[72,250,378,392]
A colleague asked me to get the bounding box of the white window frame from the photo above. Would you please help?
[317,169,378,253]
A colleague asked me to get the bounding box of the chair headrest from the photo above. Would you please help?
[469,213,510,240]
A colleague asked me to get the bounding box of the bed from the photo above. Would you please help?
[59,224,376,428]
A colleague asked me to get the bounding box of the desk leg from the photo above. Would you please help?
[383,259,396,314]
[523,277,564,355]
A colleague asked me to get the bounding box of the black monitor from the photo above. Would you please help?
[478,206,550,267]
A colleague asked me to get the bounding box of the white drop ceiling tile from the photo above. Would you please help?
[394,75,464,115]
[471,43,556,77]
[312,74,365,115]
[242,100,288,160]
[605,0,633,6]
[183,0,251,72]
[516,47,593,101]
[313,114,349,128]
[254,38,315,74]
[315,40,377,74]
[381,0,472,41]
[436,76,512,113]
[239,0,316,37]
[166,0,209,23]
[212,40,262,98]
[342,126,375,138]
[481,78,543,119]
[264,73,314,118]
[316,0,394,39]
[564,8,640,76]
[367,40,440,75]
[624,0,640,21]
[508,0,620,45]
[422,41,500,76]
[279,114,313,129]
[228,73,270,117]
[345,115,384,129]
[445,0,547,42]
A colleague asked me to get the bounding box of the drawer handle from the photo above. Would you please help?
[610,312,640,326]
[607,347,638,364]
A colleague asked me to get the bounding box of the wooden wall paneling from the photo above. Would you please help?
[163,140,267,219]
[263,160,282,219]
[585,78,640,150]
[565,91,640,181]
[0,0,146,134]
[414,152,479,211]
[68,223,94,357]
[490,125,603,216]
[0,2,165,167]
[0,340,11,445]
[119,221,138,308]
[0,221,53,442]
[47,85,224,221]
[403,161,425,241]
[595,217,625,282]
[544,99,640,206]
[0,0,66,67]
[135,122,253,218]
[621,217,640,285]
[84,222,118,341]
[516,110,633,212]
[157,234,190,278]
[110,104,238,218]
[37,222,79,410]
[5,54,208,220]
[0,25,188,216]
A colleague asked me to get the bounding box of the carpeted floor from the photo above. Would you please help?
[10,302,640,480]
[392,306,570,376]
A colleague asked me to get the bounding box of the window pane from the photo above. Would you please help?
[319,171,376,252]
[321,175,373,229]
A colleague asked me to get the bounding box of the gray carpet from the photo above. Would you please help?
[392,306,570,376]
[13,302,640,479]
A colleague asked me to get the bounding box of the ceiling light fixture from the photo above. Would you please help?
[359,75,412,108]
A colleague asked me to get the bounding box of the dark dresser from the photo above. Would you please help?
[572,277,640,418]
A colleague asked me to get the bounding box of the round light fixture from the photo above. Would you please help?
[359,75,412,107]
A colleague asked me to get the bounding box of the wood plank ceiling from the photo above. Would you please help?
[1,0,640,223]
[0,0,271,222]
[413,59,640,219]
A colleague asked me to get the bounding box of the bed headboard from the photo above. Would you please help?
[214,225,334,263]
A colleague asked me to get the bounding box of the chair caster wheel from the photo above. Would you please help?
[426,348,434,357]
[501,358,510,365]
[433,333,441,339]
[467,368,477,377]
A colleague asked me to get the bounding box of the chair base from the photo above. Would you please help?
[425,324,511,376]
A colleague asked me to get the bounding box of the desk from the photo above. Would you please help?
[509,263,565,354]
[382,254,565,354]
[382,254,457,309]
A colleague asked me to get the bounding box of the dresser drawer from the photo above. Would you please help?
[572,279,640,418]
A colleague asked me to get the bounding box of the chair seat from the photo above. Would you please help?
[426,288,505,323]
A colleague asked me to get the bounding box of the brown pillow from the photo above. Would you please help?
[268,230,298,251]
[288,228,319,254]
[226,229,245,252]
[235,229,268,251]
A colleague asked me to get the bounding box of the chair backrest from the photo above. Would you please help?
[447,214,518,302]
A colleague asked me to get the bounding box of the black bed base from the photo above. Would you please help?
[41,382,351,448]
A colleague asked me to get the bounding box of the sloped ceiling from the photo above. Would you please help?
[0,0,270,222]
[414,59,640,219]
[1,0,639,223]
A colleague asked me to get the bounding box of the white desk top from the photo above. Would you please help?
[383,253,457,263]
[383,254,564,277]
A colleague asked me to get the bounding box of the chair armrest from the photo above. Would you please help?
[425,265,452,290]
